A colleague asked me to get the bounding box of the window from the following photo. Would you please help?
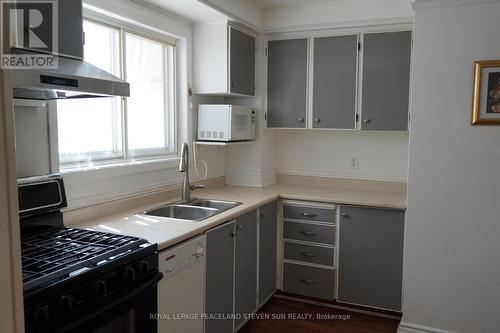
[57,19,176,167]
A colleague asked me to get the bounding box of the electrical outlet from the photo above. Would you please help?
[350,157,359,170]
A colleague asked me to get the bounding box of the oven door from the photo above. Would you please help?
[55,273,162,333]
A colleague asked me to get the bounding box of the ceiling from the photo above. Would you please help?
[137,0,227,23]
[251,0,335,9]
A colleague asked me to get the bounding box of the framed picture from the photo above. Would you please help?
[472,60,500,125]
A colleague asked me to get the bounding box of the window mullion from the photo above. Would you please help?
[121,27,129,160]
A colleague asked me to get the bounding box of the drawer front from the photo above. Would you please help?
[283,221,335,245]
[283,262,335,300]
[284,242,334,267]
[284,204,334,223]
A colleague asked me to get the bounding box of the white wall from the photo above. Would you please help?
[400,1,500,332]
[275,131,409,181]
[261,0,413,32]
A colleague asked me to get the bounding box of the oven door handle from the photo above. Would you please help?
[54,272,163,333]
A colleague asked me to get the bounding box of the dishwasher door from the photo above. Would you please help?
[158,235,206,333]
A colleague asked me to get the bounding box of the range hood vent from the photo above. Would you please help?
[11,56,130,100]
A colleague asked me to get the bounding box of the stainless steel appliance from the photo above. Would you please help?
[10,0,130,99]
[197,104,256,142]
[19,174,161,332]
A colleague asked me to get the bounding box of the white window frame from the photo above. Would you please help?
[58,12,178,171]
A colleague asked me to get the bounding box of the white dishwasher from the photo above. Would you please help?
[158,235,206,333]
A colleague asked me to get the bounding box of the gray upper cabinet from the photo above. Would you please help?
[361,31,412,131]
[230,27,256,96]
[258,201,277,305]
[338,206,405,311]
[234,210,258,329]
[267,38,308,128]
[313,35,358,129]
[205,221,235,333]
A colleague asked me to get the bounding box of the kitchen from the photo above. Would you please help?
[1,0,500,333]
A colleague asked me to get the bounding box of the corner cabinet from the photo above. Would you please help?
[266,30,412,131]
[337,206,405,311]
[193,23,255,96]
[267,38,308,128]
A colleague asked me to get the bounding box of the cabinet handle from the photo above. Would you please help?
[300,279,318,285]
[230,232,236,238]
[301,212,317,218]
[314,118,321,123]
[300,252,318,258]
[341,212,349,218]
[298,118,305,123]
[363,119,371,124]
[237,225,242,230]
[260,213,265,218]
[164,254,176,262]
[300,230,317,236]
[231,81,236,88]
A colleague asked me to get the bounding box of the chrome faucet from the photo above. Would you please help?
[179,142,204,202]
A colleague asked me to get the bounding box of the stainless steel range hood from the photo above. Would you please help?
[9,0,130,100]
[11,56,130,100]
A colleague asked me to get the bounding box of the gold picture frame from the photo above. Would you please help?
[472,60,500,125]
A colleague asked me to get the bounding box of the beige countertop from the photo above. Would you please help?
[73,178,406,252]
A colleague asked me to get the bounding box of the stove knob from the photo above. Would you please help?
[121,267,136,283]
[93,280,108,297]
[59,295,74,312]
[139,261,150,274]
[32,305,50,324]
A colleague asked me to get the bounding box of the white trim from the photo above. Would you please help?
[413,0,500,10]
[398,322,457,333]
[263,17,414,34]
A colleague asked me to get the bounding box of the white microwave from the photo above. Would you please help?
[198,104,256,142]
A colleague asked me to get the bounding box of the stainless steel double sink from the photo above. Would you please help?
[137,199,242,222]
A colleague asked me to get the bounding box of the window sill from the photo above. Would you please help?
[61,156,181,183]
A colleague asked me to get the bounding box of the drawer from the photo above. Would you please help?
[283,221,335,245]
[283,262,335,300]
[284,242,334,267]
[284,204,334,224]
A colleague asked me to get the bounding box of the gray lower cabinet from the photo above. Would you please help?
[258,201,278,305]
[338,206,405,311]
[205,221,235,333]
[312,35,358,129]
[267,38,308,128]
[234,210,258,329]
[361,31,412,131]
[230,26,255,96]
[283,262,335,300]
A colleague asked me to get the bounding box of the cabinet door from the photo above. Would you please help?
[267,39,308,128]
[258,201,277,305]
[361,31,412,131]
[234,210,258,329]
[338,206,405,311]
[205,221,235,333]
[230,27,255,96]
[313,35,358,129]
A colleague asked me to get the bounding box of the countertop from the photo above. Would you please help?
[75,182,406,252]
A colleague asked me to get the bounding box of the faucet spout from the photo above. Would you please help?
[179,142,205,202]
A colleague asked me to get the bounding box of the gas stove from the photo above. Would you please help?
[19,175,161,333]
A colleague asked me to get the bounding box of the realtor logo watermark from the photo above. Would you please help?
[0,0,58,69]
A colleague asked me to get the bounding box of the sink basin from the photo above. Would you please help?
[189,199,242,211]
[138,199,242,222]
[141,204,219,221]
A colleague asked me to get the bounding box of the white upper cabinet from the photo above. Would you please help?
[193,22,256,96]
